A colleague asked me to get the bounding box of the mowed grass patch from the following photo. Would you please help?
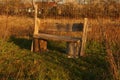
[0,39,112,80]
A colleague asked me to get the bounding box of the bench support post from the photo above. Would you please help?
[31,3,39,52]
[39,39,47,52]
[33,38,47,52]
[33,38,39,52]
[80,18,88,56]
[67,40,81,58]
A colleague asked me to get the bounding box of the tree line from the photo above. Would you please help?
[0,0,120,18]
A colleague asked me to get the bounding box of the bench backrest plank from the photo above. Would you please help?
[38,19,84,32]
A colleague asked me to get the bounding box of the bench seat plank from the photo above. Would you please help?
[34,33,81,42]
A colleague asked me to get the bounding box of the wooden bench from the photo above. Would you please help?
[31,3,88,58]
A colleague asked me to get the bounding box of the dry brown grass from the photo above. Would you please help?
[0,16,120,42]
[0,15,34,39]
[87,18,120,41]
[0,16,120,41]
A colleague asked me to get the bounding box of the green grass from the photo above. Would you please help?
[0,39,112,80]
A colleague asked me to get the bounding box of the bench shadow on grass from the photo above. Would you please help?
[47,40,67,54]
[9,36,67,53]
[8,37,110,80]
[9,36,32,50]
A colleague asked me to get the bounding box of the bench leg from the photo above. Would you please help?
[76,40,81,57]
[33,38,40,52]
[33,38,47,52]
[67,41,80,58]
[67,42,75,58]
[39,39,47,52]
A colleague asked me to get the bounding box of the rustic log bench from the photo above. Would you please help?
[31,3,88,57]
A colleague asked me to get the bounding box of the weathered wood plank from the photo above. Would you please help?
[34,33,81,42]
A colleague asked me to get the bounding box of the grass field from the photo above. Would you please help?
[0,39,111,80]
[0,16,120,80]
